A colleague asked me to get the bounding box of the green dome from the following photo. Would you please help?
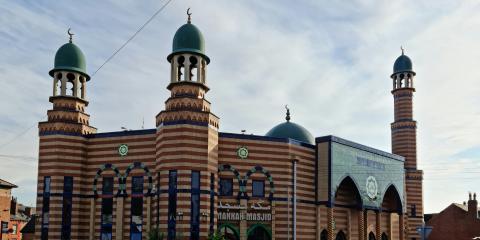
[49,42,90,80]
[266,121,315,145]
[167,22,210,63]
[393,54,414,75]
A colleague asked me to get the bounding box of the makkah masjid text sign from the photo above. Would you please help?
[218,202,272,221]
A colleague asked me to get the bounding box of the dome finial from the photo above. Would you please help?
[285,105,291,122]
[187,8,192,23]
[67,28,74,43]
[400,46,405,55]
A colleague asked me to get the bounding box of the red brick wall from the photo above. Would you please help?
[426,204,480,240]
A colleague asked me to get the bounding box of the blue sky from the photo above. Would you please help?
[0,0,479,213]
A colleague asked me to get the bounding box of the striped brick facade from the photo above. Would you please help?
[391,70,424,239]
[34,18,413,240]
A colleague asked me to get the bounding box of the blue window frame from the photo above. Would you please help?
[101,177,114,240]
[252,180,265,197]
[130,176,143,240]
[219,178,233,196]
[167,170,177,240]
[191,171,200,240]
[41,176,51,240]
[61,176,73,240]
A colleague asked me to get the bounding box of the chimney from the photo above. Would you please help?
[9,197,17,215]
[468,192,478,219]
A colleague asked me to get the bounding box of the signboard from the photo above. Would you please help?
[218,202,272,222]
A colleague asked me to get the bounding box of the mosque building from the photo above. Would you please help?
[34,11,423,240]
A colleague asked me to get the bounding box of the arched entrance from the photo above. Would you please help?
[336,231,346,240]
[218,223,239,240]
[381,232,388,240]
[247,224,271,240]
[320,229,328,240]
[369,232,376,240]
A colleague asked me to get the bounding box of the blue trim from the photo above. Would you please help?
[327,141,332,207]
[316,135,404,161]
[39,131,84,137]
[86,129,156,138]
[162,120,209,127]
[219,132,315,149]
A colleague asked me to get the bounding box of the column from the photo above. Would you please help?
[61,78,67,96]
[388,213,392,239]
[399,214,405,240]
[316,206,321,240]
[81,78,86,99]
[115,197,124,240]
[271,201,276,240]
[89,198,95,240]
[358,209,364,240]
[184,55,191,81]
[327,207,334,240]
[376,211,381,239]
[363,210,368,240]
[196,57,201,82]
[53,78,58,96]
[239,199,247,240]
[73,77,79,97]
[146,196,152,233]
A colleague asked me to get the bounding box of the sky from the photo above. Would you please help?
[0,0,479,213]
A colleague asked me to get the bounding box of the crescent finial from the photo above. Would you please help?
[400,46,404,55]
[187,8,192,23]
[67,28,74,43]
[285,105,291,122]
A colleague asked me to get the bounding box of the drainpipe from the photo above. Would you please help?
[293,159,298,240]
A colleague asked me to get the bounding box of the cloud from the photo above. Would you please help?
[0,0,479,213]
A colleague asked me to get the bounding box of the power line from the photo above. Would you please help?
[91,0,174,77]
[0,115,46,151]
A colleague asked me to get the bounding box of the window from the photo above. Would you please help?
[252,180,265,197]
[132,176,144,195]
[102,177,114,195]
[191,171,200,240]
[131,176,143,240]
[219,178,233,196]
[41,176,51,240]
[411,204,416,217]
[167,170,177,240]
[101,177,114,240]
[61,176,73,240]
[12,224,17,234]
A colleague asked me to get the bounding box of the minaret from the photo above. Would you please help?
[390,48,423,239]
[38,29,96,135]
[155,10,218,240]
[36,30,95,240]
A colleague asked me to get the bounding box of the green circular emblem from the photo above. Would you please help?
[237,146,249,159]
[366,176,378,200]
[118,144,129,156]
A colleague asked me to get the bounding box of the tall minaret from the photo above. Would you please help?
[390,48,423,239]
[155,10,219,240]
[36,30,95,240]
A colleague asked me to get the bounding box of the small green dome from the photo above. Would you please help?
[266,111,315,146]
[49,42,90,80]
[266,122,315,145]
[167,22,210,63]
[393,54,414,75]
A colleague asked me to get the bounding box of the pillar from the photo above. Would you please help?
[73,76,79,97]
[388,213,392,239]
[363,210,368,240]
[146,196,152,233]
[327,207,334,240]
[184,55,191,81]
[61,78,67,96]
[358,209,365,240]
[316,206,321,240]
[399,214,405,240]
[239,199,248,240]
[89,198,95,240]
[376,211,381,239]
[81,78,86,99]
[271,201,276,240]
[115,197,124,240]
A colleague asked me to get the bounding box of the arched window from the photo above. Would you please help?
[218,224,239,240]
[336,231,346,240]
[320,230,328,240]
[247,224,271,240]
[369,232,376,240]
[381,232,388,240]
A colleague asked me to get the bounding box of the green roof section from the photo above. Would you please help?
[49,42,90,80]
[392,49,415,76]
[167,21,210,63]
[265,107,315,145]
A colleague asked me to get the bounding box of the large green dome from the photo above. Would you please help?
[49,42,90,80]
[266,109,315,145]
[167,22,210,63]
[393,53,414,76]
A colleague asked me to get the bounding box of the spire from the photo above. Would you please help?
[68,28,74,43]
[400,46,404,55]
[187,8,192,23]
[285,105,291,122]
